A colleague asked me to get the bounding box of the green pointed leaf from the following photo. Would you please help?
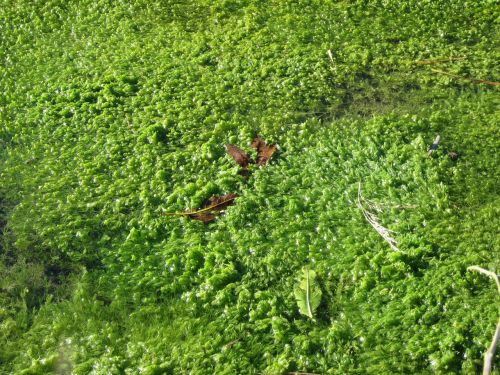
[294,267,322,319]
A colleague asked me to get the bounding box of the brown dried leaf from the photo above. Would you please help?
[164,193,238,223]
[251,135,277,165]
[250,136,265,151]
[258,144,277,165]
[225,144,250,167]
[187,193,238,223]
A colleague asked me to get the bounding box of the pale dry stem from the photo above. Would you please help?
[468,266,500,295]
[357,183,399,251]
[483,319,500,375]
[467,265,500,375]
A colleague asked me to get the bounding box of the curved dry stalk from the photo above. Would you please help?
[357,183,399,251]
[483,319,500,375]
[468,266,500,295]
[467,265,500,375]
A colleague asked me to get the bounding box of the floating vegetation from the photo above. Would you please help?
[0,1,498,374]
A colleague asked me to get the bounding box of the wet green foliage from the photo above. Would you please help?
[294,267,322,319]
[1,0,499,373]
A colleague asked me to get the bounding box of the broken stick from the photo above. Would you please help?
[428,135,441,156]
[484,319,500,375]
[467,265,500,375]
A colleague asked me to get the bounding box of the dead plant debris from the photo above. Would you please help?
[428,134,441,156]
[250,135,278,166]
[225,144,250,168]
[430,68,500,86]
[164,193,238,223]
[226,135,278,170]
[165,136,277,223]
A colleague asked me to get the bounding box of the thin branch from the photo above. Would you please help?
[467,266,500,375]
[415,56,466,65]
[369,203,418,210]
[430,68,500,86]
[428,134,441,156]
[163,195,238,216]
[483,319,500,375]
[467,266,500,295]
[327,49,334,63]
[357,183,399,251]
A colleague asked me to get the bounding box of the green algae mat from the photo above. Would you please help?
[1,1,499,373]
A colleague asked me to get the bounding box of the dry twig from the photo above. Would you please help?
[431,68,500,86]
[357,183,399,251]
[484,320,500,375]
[428,134,441,156]
[327,49,334,62]
[468,266,500,295]
[415,56,466,65]
[467,265,500,375]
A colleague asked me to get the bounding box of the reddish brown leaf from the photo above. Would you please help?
[225,144,250,167]
[251,135,277,165]
[258,144,277,165]
[250,136,265,151]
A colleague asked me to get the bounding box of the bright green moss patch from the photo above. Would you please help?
[1,0,499,373]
